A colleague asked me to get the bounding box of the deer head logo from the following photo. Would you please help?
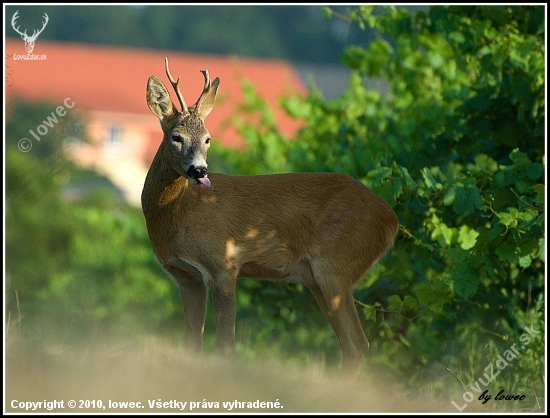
[11,10,49,54]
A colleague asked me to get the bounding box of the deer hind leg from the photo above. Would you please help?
[306,273,369,373]
[166,265,208,353]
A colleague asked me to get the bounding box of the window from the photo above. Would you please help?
[104,125,123,150]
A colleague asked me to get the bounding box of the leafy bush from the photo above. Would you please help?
[211,5,545,411]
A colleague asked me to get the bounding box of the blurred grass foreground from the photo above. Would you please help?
[6,332,481,413]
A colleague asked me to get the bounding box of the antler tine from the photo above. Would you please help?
[164,57,187,113]
[200,69,211,91]
[38,13,49,33]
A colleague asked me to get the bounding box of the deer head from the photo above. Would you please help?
[146,58,220,187]
[11,10,49,53]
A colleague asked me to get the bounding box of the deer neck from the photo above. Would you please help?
[141,147,194,216]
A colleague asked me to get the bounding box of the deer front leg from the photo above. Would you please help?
[179,279,208,353]
[167,265,208,353]
[210,278,237,357]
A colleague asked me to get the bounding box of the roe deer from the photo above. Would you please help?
[142,58,399,372]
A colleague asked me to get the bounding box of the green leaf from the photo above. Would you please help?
[499,208,519,228]
[532,184,545,205]
[495,170,516,188]
[452,186,484,216]
[367,166,393,184]
[398,165,417,188]
[448,31,465,45]
[518,240,539,257]
[450,262,479,299]
[363,303,380,322]
[458,225,479,250]
[321,6,333,18]
[537,238,545,262]
[509,148,531,169]
[414,280,451,312]
[443,184,456,206]
[402,295,418,310]
[518,254,532,268]
[495,238,519,263]
[388,294,402,310]
[422,167,440,190]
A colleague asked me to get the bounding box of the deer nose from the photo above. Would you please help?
[187,165,208,179]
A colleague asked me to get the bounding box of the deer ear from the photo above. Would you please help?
[194,72,220,120]
[147,76,176,120]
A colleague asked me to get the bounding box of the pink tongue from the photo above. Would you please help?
[197,177,211,187]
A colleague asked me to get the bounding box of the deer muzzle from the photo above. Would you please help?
[187,165,211,187]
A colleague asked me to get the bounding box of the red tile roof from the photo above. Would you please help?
[5,39,306,147]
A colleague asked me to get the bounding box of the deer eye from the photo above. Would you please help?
[171,135,183,143]
[205,137,211,144]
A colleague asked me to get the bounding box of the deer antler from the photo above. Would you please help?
[11,11,27,38]
[11,11,49,40]
[31,13,49,39]
[164,57,187,113]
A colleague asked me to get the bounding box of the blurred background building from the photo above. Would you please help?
[5,5,409,203]
[6,39,307,204]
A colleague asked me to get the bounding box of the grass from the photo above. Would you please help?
[6,326,511,414]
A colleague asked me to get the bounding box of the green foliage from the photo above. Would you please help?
[211,79,291,175]
[213,5,545,411]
